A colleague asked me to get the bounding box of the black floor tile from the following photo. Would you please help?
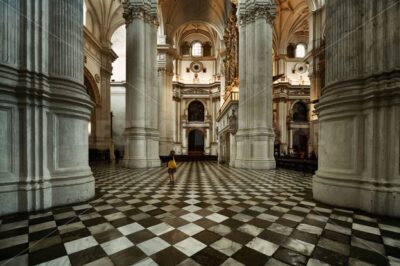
[350,246,388,266]
[273,247,307,266]
[28,243,67,266]
[110,246,147,266]
[232,246,269,266]
[151,246,188,266]
[312,246,348,266]
[191,246,228,266]
[69,245,107,266]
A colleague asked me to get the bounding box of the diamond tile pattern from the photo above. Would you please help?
[0,162,399,265]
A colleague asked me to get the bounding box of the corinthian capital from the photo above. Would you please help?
[254,3,276,24]
[123,1,155,25]
[123,3,145,24]
[238,1,276,25]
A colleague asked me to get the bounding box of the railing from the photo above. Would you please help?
[275,158,318,176]
[218,91,239,116]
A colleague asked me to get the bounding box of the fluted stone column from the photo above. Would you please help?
[123,0,160,168]
[233,1,276,169]
[314,0,400,217]
[96,48,117,156]
[158,44,174,156]
[0,0,94,216]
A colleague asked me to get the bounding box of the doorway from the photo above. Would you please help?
[188,130,204,156]
[293,129,308,158]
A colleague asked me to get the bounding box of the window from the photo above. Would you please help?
[292,102,308,122]
[295,43,306,58]
[203,43,212,57]
[181,42,190,55]
[188,101,205,121]
[192,42,202,57]
[287,44,295,58]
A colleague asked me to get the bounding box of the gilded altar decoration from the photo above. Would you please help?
[223,3,239,99]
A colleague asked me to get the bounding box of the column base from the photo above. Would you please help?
[0,172,95,216]
[313,172,400,217]
[124,128,161,168]
[232,130,276,170]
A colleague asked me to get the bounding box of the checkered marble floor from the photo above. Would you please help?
[1,162,400,266]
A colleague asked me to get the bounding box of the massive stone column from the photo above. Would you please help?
[0,0,94,216]
[158,42,175,156]
[233,1,276,169]
[123,0,160,168]
[314,0,400,217]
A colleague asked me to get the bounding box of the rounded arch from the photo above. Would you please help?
[111,25,126,82]
[291,101,308,122]
[191,41,203,57]
[171,21,223,47]
[188,100,205,122]
[84,67,101,106]
[187,98,207,107]
[295,43,307,58]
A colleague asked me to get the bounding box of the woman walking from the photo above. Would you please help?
[167,150,177,185]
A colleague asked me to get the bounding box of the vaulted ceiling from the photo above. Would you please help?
[273,0,310,54]
[160,0,232,44]
[84,0,323,52]
[85,0,124,46]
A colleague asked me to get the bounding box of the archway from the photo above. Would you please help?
[188,100,205,122]
[188,130,204,156]
[293,130,308,158]
[292,102,308,122]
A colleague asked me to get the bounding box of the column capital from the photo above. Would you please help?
[254,3,276,24]
[238,2,276,26]
[123,1,158,25]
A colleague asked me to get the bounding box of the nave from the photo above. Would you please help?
[1,162,399,266]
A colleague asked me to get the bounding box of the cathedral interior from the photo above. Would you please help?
[0,0,400,265]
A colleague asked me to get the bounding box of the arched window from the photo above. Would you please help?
[181,42,190,55]
[295,43,306,58]
[292,102,308,122]
[192,42,202,57]
[203,43,212,57]
[188,101,204,121]
[287,44,295,58]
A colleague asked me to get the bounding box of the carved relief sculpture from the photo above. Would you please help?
[223,3,239,98]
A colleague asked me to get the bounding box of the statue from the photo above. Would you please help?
[229,109,238,135]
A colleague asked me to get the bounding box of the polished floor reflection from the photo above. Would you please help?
[0,162,399,266]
